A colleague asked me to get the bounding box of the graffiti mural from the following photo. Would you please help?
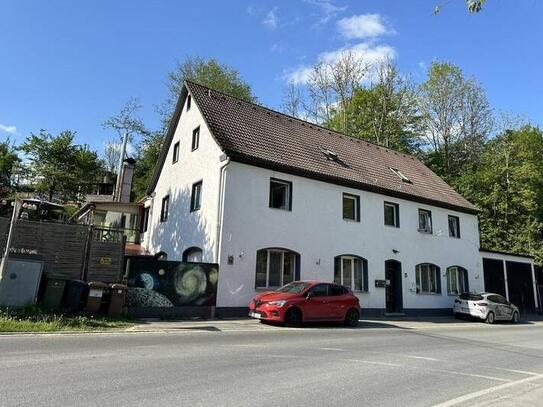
[126,258,218,307]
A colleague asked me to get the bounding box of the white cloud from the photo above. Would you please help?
[263,8,278,29]
[303,0,347,25]
[284,42,396,85]
[0,123,18,136]
[337,14,392,39]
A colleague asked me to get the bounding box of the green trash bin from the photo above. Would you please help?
[42,274,68,312]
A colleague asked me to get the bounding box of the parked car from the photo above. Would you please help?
[453,292,520,324]
[248,281,361,327]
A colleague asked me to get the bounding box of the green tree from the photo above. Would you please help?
[0,139,20,196]
[19,130,103,202]
[160,57,257,128]
[132,131,164,200]
[419,62,492,182]
[326,61,423,153]
[457,126,543,264]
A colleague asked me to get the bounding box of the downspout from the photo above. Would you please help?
[215,156,230,263]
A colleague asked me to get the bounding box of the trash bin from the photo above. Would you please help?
[84,281,109,315]
[108,284,127,317]
[64,280,89,314]
[42,274,68,312]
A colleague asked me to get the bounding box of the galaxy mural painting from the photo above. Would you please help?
[126,258,219,308]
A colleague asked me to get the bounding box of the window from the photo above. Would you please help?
[342,193,360,222]
[390,168,411,183]
[183,247,203,263]
[448,215,461,238]
[269,178,292,210]
[308,284,328,297]
[488,294,508,305]
[384,202,399,227]
[172,141,180,163]
[329,284,347,296]
[191,126,200,151]
[141,207,150,233]
[187,94,191,111]
[418,209,432,233]
[255,248,299,288]
[415,263,441,294]
[160,195,169,222]
[334,255,367,292]
[190,181,202,211]
[446,266,468,295]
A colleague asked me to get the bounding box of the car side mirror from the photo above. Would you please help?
[306,292,313,300]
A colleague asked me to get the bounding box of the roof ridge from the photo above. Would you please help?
[184,80,417,160]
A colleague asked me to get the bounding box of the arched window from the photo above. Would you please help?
[255,248,300,289]
[183,247,203,263]
[334,255,368,292]
[415,263,441,294]
[447,266,469,295]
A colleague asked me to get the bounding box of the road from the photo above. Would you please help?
[1,318,543,406]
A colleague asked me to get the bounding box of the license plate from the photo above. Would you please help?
[250,312,262,319]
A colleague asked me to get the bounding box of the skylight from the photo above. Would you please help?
[390,168,411,183]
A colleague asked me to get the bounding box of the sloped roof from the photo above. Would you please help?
[148,81,478,214]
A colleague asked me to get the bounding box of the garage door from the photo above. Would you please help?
[506,261,536,314]
[483,258,506,297]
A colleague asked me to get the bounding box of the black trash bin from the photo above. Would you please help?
[64,280,89,314]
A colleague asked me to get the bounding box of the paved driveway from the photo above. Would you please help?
[1,318,543,406]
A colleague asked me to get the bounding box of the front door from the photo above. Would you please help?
[385,260,403,314]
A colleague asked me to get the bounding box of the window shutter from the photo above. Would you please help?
[356,196,361,222]
[435,266,442,294]
[363,260,368,292]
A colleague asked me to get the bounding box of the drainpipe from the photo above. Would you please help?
[215,156,230,263]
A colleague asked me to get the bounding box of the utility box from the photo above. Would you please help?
[0,256,44,307]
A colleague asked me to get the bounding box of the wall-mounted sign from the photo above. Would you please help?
[100,257,112,265]
[375,279,387,288]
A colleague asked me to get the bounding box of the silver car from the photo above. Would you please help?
[453,293,520,324]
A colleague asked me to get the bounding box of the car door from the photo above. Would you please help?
[302,284,331,320]
[488,295,511,319]
[327,284,349,319]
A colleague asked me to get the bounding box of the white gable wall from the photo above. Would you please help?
[141,93,225,262]
[217,162,483,312]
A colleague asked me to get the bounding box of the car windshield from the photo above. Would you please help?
[276,282,312,293]
[459,293,484,301]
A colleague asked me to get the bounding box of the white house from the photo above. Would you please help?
[140,81,539,317]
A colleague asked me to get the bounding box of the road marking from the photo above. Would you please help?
[432,374,543,407]
[318,347,347,352]
[346,359,404,367]
[406,355,441,362]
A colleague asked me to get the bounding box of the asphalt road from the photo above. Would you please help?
[2,319,543,407]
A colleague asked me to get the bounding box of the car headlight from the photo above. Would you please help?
[268,300,287,307]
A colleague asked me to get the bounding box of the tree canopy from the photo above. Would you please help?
[19,130,103,202]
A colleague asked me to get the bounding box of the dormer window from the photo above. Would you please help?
[390,168,411,183]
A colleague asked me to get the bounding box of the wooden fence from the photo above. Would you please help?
[0,218,124,283]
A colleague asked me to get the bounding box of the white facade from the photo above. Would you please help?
[141,91,492,314]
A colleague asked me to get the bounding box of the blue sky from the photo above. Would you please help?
[1,0,542,154]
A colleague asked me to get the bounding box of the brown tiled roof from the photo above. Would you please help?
[149,81,478,214]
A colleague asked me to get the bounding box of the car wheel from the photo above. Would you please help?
[454,312,462,320]
[284,308,302,327]
[486,311,495,324]
[344,308,360,327]
[511,311,520,323]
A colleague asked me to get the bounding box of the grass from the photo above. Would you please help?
[0,306,133,333]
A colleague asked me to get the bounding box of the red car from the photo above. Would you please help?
[248,281,361,327]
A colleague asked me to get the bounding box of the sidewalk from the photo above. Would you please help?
[127,316,543,333]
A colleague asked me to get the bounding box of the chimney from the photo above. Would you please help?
[116,158,135,203]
